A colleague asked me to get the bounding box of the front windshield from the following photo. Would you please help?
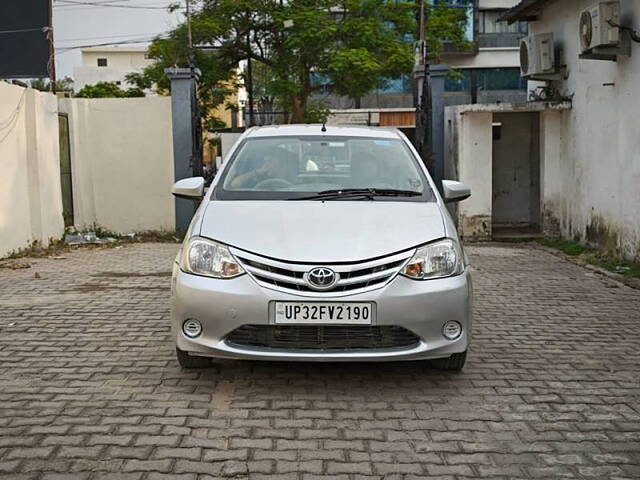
[216,136,433,201]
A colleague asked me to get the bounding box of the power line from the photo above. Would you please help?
[54,0,134,4]
[54,0,168,5]
[55,35,167,52]
[56,32,163,43]
[54,0,172,3]
[54,0,172,10]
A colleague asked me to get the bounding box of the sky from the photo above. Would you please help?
[53,0,182,78]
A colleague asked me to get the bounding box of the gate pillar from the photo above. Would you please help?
[165,67,199,234]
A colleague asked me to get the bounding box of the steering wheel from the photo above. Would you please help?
[254,178,293,190]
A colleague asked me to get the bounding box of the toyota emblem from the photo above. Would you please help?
[304,267,339,291]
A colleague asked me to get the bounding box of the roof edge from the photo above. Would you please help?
[498,0,557,24]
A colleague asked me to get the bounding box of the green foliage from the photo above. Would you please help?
[29,78,49,91]
[141,20,237,129]
[426,1,473,60]
[538,237,640,280]
[538,238,591,256]
[75,81,145,98]
[303,101,330,124]
[124,72,154,97]
[447,69,465,82]
[324,0,415,101]
[143,0,469,124]
[585,254,640,279]
[258,0,418,119]
[29,76,74,93]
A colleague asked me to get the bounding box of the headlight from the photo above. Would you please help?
[181,237,244,279]
[401,239,464,280]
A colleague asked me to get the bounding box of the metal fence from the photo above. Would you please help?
[242,110,378,127]
[478,33,525,48]
[242,110,290,126]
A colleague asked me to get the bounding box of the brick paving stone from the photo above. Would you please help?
[147,474,196,480]
[40,474,89,480]
[90,474,143,480]
[0,242,639,478]
[121,459,173,472]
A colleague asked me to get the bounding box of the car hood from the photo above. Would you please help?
[199,201,445,263]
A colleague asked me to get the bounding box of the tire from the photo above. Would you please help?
[431,350,467,371]
[176,347,211,369]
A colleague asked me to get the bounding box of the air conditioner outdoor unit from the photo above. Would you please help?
[579,1,620,53]
[520,33,555,78]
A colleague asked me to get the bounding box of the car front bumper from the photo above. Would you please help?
[171,263,472,362]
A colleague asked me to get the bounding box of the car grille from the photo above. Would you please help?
[225,325,421,351]
[230,248,413,297]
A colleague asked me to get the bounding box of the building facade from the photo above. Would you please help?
[73,47,154,92]
[442,0,529,105]
[316,0,528,109]
[445,0,640,260]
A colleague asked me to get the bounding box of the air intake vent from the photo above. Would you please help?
[226,325,421,351]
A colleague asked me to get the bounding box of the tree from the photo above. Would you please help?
[75,81,145,98]
[29,76,74,93]
[124,72,154,97]
[425,1,474,60]
[140,19,238,129]
[144,0,470,123]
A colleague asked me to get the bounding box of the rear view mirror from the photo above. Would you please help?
[442,180,471,203]
[172,177,205,200]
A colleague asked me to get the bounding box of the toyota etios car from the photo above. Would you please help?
[171,125,472,370]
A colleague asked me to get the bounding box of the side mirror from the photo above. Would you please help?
[442,180,471,203]
[172,177,205,200]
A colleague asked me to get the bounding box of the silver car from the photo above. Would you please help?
[171,125,472,370]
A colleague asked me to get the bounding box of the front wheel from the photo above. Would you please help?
[176,347,211,369]
[431,350,467,371]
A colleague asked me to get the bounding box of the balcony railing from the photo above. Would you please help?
[441,40,478,56]
[478,32,525,48]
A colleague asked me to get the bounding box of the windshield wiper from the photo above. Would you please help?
[290,188,422,201]
[361,188,422,197]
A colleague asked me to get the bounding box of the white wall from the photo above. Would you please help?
[446,48,521,69]
[445,0,640,260]
[73,67,131,91]
[58,97,175,233]
[444,102,571,240]
[444,107,494,239]
[530,0,640,258]
[81,49,151,70]
[74,48,154,91]
[0,83,65,258]
[458,112,493,238]
[220,133,243,162]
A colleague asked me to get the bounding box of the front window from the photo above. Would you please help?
[215,136,433,202]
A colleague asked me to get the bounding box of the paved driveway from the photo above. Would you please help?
[1,242,639,480]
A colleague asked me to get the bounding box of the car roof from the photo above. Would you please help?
[245,124,402,139]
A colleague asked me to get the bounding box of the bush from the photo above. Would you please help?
[75,81,145,98]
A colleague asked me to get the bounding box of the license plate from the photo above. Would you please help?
[273,302,374,325]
